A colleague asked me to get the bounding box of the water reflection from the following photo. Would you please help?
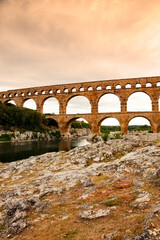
[0,138,90,163]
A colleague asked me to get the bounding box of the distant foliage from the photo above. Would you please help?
[101,126,121,133]
[71,120,90,129]
[0,101,44,131]
[128,125,151,131]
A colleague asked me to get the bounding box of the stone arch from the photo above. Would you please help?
[96,86,102,90]
[64,88,68,93]
[43,97,59,114]
[56,89,61,93]
[116,84,121,89]
[5,100,16,105]
[71,87,76,92]
[45,117,59,128]
[23,98,37,110]
[125,83,131,88]
[79,87,84,92]
[98,93,121,113]
[146,82,152,87]
[136,83,141,88]
[99,117,121,132]
[88,86,93,91]
[66,95,91,114]
[62,117,91,135]
[106,85,111,90]
[67,117,90,128]
[127,92,152,111]
[128,116,151,131]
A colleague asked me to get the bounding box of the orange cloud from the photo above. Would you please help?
[0,0,160,90]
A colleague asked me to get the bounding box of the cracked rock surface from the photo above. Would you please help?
[0,133,160,239]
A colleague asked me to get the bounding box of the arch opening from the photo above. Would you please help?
[100,118,121,140]
[98,93,120,113]
[72,88,76,93]
[128,117,151,132]
[43,97,59,114]
[88,86,93,91]
[68,117,91,137]
[146,82,152,87]
[136,83,141,88]
[97,86,102,90]
[67,96,91,114]
[23,99,37,110]
[116,84,121,89]
[125,84,131,88]
[44,118,59,129]
[5,100,16,106]
[106,85,111,90]
[127,92,152,112]
[79,87,84,92]
[64,88,68,93]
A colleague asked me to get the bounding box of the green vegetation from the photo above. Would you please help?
[0,133,14,141]
[128,125,151,131]
[101,125,121,133]
[0,101,45,132]
[104,198,122,207]
[101,132,109,142]
[71,120,90,129]
[50,130,61,140]
[64,230,78,239]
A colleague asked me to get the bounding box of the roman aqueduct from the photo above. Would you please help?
[0,76,160,135]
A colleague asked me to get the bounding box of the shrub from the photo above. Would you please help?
[102,132,109,142]
[0,134,13,141]
[114,133,122,139]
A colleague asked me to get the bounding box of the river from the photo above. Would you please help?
[0,138,90,163]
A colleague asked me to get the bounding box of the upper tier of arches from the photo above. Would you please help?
[1,77,160,100]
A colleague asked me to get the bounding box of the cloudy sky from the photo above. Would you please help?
[1,0,160,126]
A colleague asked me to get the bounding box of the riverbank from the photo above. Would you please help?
[0,128,91,143]
[0,133,160,239]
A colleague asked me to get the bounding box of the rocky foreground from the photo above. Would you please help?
[0,134,160,240]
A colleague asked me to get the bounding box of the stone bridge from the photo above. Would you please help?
[0,76,160,135]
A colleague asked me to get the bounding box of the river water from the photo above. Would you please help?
[0,138,90,163]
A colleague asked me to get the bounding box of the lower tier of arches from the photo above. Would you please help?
[45,112,160,135]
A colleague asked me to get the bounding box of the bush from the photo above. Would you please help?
[102,132,109,142]
[114,133,122,139]
[0,134,13,141]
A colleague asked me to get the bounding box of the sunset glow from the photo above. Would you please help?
[1,0,160,90]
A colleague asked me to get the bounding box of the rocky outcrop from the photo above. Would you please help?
[0,130,59,142]
[0,133,160,239]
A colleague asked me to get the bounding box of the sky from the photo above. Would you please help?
[1,0,160,126]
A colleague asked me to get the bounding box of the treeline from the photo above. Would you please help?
[101,125,151,133]
[0,101,45,131]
